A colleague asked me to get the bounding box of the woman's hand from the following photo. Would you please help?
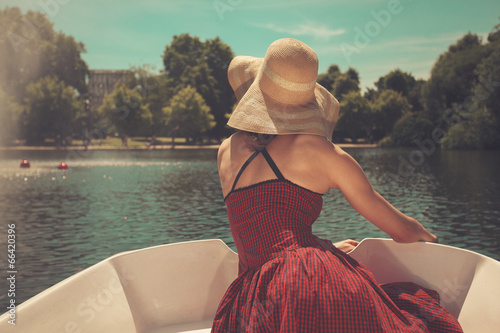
[333,239,359,253]
[417,225,439,243]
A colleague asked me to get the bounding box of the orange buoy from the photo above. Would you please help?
[57,162,68,170]
[20,159,30,168]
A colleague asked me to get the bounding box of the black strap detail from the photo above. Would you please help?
[261,148,285,180]
[231,150,261,192]
[230,148,285,192]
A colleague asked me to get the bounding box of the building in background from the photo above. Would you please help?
[88,70,130,110]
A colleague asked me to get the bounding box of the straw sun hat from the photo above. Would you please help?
[227,38,340,141]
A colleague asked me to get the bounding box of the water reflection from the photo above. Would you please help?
[0,148,498,306]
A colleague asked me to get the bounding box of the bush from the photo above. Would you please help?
[336,92,371,142]
[383,113,434,147]
[441,108,499,149]
[371,90,411,138]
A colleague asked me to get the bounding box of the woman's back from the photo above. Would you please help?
[221,135,327,273]
[218,132,334,199]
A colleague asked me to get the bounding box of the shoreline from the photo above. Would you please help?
[0,143,378,151]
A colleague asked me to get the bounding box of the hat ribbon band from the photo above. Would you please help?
[263,61,317,92]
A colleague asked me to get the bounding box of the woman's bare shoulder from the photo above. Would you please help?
[290,135,349,159]
[217,135,233,167]
[218,133,241,154]
[217,132,248,166]
[293,136,363,186]
[217,136,231,155]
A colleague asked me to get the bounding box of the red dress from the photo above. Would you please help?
[212,148,463,332]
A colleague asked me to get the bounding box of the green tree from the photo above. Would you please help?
[440,23,500,149]
[0,87,22,145]
[318,65,341,91]
[317,66,360,103]
[423,33,486,122]
[162,34,234,139]
[163,34,203,80]
[0,7,54,102]
[441,108,499,149]
[381,113,434,147]
[374,69,424,112]
[125,65,174,136]
[46,33,88,95]
[371,90,411,140]
[24,76,84,144]
[204,37,236,137]
[407,79,426,113]
[98,84,153,138]
[329,67,361,99]
[345,68,360,82]
[162,86,214,143]
[335,91,371,142]
[333,74,360,98]
[473,23,500,139]
[0,7,88,103]
[364,87,378,103]
[375,69,415,98]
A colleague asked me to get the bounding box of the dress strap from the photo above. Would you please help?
[231,150,261,192]
[230,148,285,192]
[261,148,285,180]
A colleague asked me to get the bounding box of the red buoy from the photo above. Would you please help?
[20,159,30,168]
[57,162,68,170]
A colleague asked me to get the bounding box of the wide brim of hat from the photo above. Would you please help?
[227,80,339,141]
[227,56,263,102]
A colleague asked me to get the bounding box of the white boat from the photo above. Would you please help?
[1,238,499,332]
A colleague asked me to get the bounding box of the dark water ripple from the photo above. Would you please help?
[0,148,499,306]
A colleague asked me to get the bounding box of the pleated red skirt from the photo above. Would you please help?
[213,170,463,332]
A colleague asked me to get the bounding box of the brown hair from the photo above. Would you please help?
[245,132,276,151]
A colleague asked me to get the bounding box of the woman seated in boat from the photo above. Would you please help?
[212,38,463,332]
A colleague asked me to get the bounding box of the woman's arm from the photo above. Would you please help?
[333,239,360,253]
[325,145,437,243]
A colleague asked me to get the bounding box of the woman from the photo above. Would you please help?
[212,38,462,332]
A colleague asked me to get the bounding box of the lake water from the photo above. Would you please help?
[0,147,499,306]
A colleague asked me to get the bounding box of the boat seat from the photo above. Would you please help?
[0,239,238,333]
[348,238,500,333]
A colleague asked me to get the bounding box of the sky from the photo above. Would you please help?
[2,0,500,90]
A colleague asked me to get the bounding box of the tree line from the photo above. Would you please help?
[0,7,88,145]
[0,6,499,149]
[329,26,500,150]
[96,34,234,144]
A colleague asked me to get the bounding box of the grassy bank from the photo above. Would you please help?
[0,136,377,151]
[2,136,217,148]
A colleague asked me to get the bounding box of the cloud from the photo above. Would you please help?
[242,0,387,9]
[352,30,492,56]
[373,32,474,50]
[315,31,481,89]
[319,31,477,55]
[251,22,346,39]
